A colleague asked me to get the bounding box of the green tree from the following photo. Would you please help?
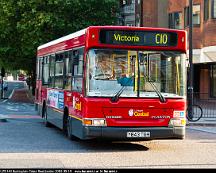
[0,0,119,94]
[0,0,119,71]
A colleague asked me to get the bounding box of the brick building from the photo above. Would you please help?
[168,0,216,99]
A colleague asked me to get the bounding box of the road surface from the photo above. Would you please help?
[0,101,215,169]
[0,80,26,98]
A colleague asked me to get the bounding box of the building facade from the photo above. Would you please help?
[119,0,136,26]
[168,0,216,99]
[119,0,168,27]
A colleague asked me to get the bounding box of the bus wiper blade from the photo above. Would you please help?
[111,86,126,103]
[111,76,134,103]
[148,80,166,103]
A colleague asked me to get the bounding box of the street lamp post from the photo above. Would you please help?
[188,0,193,119]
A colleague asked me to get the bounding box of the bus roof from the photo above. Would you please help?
[37,28,86,50]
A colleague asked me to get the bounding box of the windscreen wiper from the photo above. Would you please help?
[111,77,134,103]
[111,78,166,103]
[110,85,126,103]
[147,79,166,103]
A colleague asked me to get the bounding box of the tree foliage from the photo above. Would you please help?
[0,0,119,72]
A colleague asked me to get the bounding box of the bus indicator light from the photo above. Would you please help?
[83,118,107,126]
[83,119,92,126]
[182,37,185,43]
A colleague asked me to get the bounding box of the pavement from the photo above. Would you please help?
[7,88,34,104]
[187,118,216,126]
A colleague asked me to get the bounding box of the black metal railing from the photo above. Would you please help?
[193,92,216,118]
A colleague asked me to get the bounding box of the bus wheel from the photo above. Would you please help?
[66,115,73,139]
[64,113,78,140]
[42,105,52,127]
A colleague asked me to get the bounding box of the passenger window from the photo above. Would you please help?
[72,48,84,92]
[64,51,73,90]
[55,54,64,89]
[42,56,49,85]
[48,55,55,88]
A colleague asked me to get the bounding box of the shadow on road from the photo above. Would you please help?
[75,139,149,152]
[0,118,149,153]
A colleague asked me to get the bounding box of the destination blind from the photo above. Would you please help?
[99,30,178,47]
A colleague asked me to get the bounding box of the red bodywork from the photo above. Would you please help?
[36,26,187,129]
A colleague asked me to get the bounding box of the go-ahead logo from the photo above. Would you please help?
[128,109,134,116]
[128,109,149,117]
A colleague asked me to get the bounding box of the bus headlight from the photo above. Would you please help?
[169,118,186,127]
[83,118,107,126]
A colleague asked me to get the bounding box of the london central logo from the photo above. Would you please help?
[128,109,149,117]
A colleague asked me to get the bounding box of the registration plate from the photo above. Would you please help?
[127,131,150,138]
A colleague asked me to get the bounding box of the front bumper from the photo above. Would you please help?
[83,126,185,141]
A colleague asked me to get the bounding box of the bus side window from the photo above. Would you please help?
[42,56,49,85]
[39,58,43,80]
[36,57,42,100]
[36,58,40,80]
[54,53,64,89]
[49,54,55,88]
[72,48,84,92]
[64,51,72,90]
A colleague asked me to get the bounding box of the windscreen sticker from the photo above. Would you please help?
[174,111,185,118]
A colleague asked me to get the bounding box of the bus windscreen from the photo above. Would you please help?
[99,29,178,47]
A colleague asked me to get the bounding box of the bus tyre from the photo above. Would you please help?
[42,105,52,127]
[66,115,72,138]
[65,115,78,140]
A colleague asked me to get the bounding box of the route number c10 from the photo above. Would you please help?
[155,34,168,45]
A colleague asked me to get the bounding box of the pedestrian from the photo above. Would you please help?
[3,81,8,91]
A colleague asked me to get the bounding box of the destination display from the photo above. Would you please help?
[99,29,178,47]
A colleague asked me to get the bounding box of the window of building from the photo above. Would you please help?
[210,65,216,98]
[212,0,216,18]
[184,7,189,27]
[204,0,210,21]
[184,4,201,27]
[169,12,182,29]
[193,4,201,25]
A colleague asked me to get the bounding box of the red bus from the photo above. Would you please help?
[35,26,187,140]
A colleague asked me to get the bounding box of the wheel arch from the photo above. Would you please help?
[63,106,69,131]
